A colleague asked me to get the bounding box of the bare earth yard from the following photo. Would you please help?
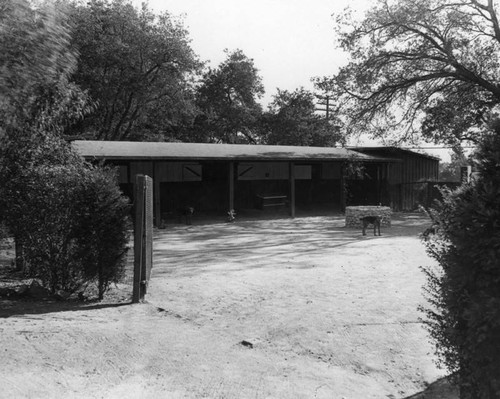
[0,213,458,398]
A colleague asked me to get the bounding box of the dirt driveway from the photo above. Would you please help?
[0,213,458,398]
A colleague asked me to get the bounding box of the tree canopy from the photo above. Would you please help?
[0,0,90,136]
[1,0,343,146]
[193,49,265,143]
[0,0,131,298]
[439,150,468,181]
[261,88,343,146]
[68,0,201,141]
[1,0,90,221]
[315,0,500,147]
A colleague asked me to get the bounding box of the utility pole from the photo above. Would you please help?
[315,95,334,120]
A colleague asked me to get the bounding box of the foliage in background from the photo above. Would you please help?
[260,87,343,146]
[0,0,88,232]
[67,0,201,141]
[3,0,343,146]
[192,49,264,143]
[0,129,130,298]
[315,0,500,147]
[439,150,468,182]
[421,127,500,398]
[0,0,92,136]
[0,0,130,299]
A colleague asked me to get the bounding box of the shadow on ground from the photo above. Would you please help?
[404,376,458,399]
[0,264,133,318]
[0,297,132,318]
[152,212,432,278]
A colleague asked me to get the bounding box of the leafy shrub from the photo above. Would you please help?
[17,164,88,293]
[0,131,130,298]
[74,165,131,299]
[422,130,500,398]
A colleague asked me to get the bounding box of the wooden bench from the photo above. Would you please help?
[256,194,287,210]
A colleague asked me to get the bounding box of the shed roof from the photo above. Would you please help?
[72,141,396,162]
[352,146,440,161]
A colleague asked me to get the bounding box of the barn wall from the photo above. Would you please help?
[354,149,439,211]
[125,161,204,183]
[155,162,202,182]
[236,162,292,209]
[395,153,439,210]
[130,161,153,180]
[235,162,343,210]
[237,162,290,180]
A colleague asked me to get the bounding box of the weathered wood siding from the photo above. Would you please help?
[354,148,439,211]
[392,154,439,211]
[385,153,439,211]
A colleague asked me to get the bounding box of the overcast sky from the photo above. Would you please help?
[140,0,371,107]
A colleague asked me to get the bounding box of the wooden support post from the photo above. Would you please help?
[133,174,153,304]
[228,162,234,211]
[377,164,381,205]
[399,183,403,211]
[289,162,296,218]
[153,162,161,227]
[340,163,346,213]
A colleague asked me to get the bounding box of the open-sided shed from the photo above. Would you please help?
[73,141,395,224]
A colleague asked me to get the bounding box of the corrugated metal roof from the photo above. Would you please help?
[72,141,396,162]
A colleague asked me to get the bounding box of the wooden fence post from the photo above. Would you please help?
[132,174,153,303]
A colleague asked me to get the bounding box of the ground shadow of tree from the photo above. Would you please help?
[404,376,458,399]
[0,265,133,318]
[0,298,132,318]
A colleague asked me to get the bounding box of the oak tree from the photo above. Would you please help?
[68,0,201,141]
[193,49,264,143]
[261,87,343,146]
[315,0,500,146]
[0,0,91,270]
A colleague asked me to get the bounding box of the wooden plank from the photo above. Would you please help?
[257,195,287,200]
[256,195,287,209]
[182,164,202,181]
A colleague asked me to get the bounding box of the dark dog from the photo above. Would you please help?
[360,216,381,236]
